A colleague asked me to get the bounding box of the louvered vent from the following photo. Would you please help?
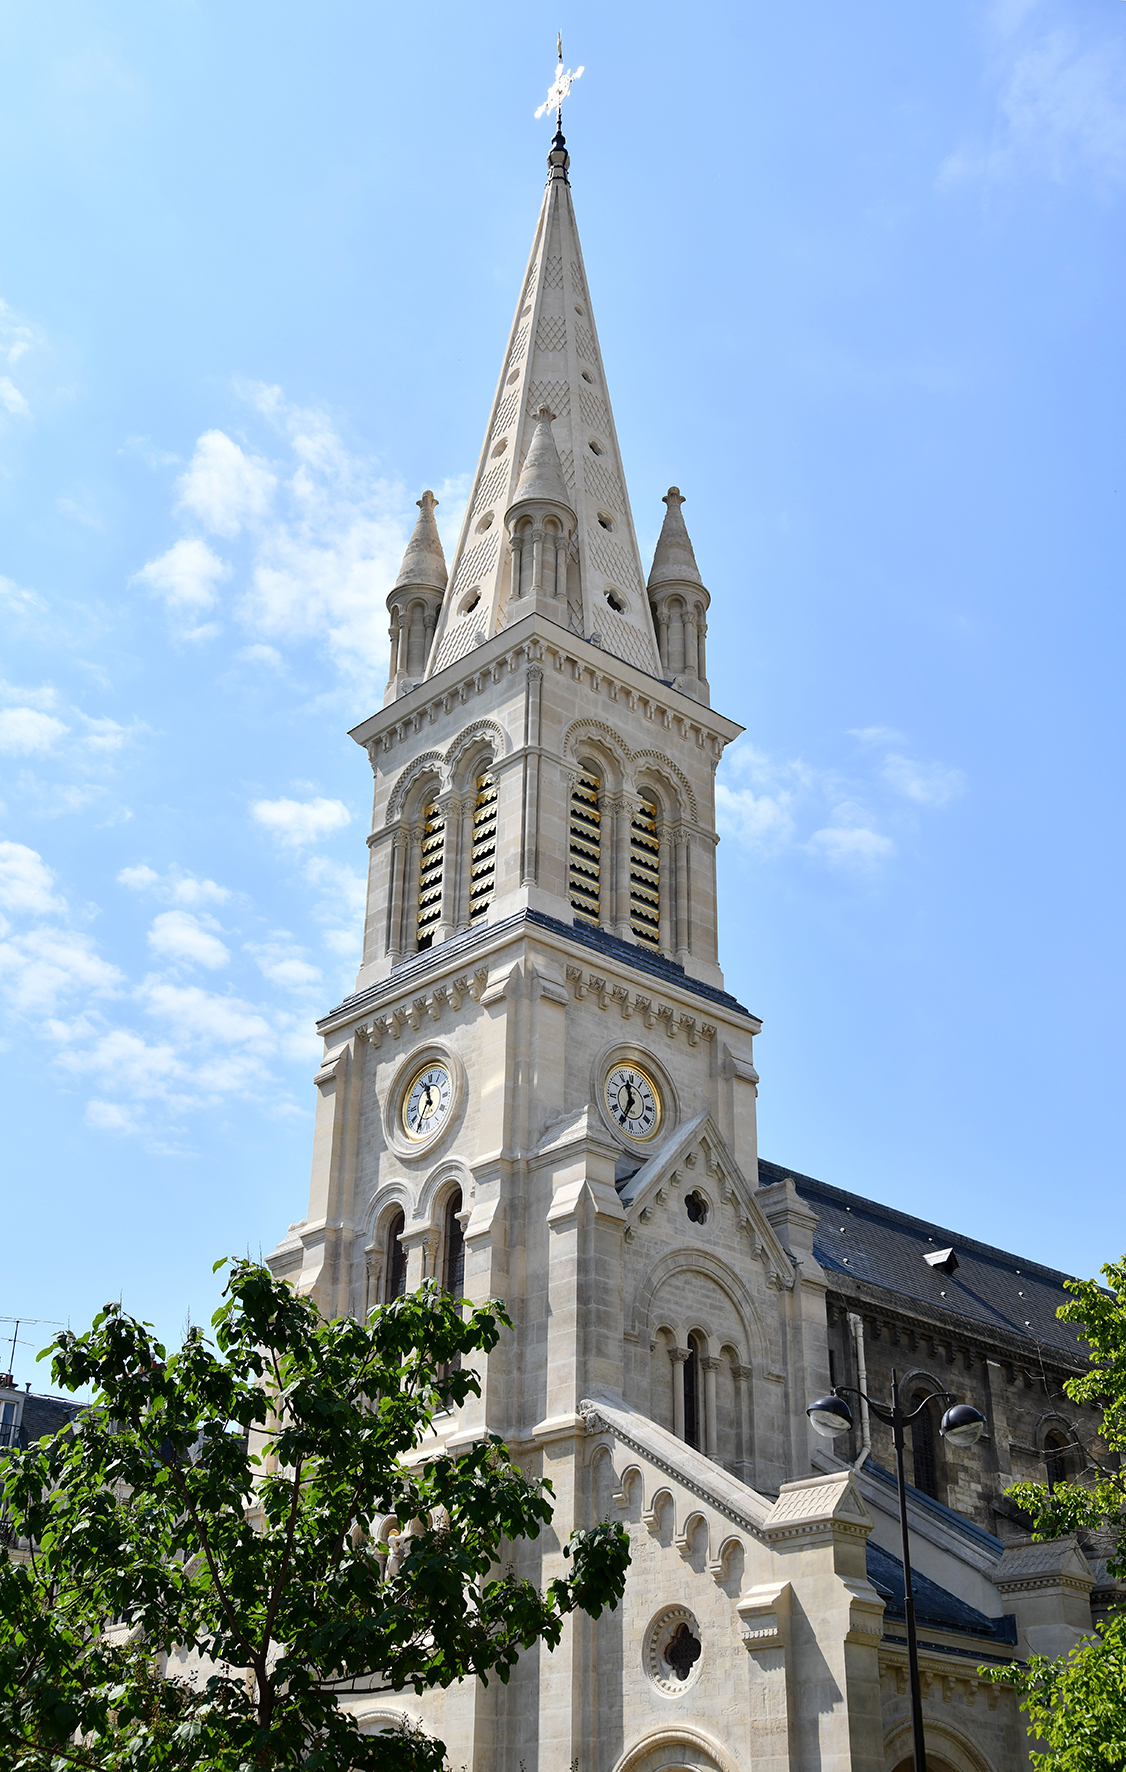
[416,801,445,949]
[568,766,601,926]
[469,771,498,925]
[629,796,660,949]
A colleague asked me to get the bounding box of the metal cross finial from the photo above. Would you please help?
[534,34,584,125]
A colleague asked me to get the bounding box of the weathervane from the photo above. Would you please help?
[535,33,584,126]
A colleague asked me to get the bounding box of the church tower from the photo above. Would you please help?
[268,129,884,1772]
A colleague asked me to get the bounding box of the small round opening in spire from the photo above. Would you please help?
[475,512,495,534]
[605,589,625,612]
[491,438,508,457]
[521,304,532,319]
[574,304,585,316]
[597,512,616,532]
[459,588,481,614]
[506,369,519,385]
[588,439,604,456]
[581,370,594,384]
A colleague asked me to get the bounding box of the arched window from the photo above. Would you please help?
[384,1209,407,1302]
[1044,1430,1070,1490]
[629,792,660,950]
[443,1189,465,1297]
[684,1333,703,1451]
[468,771,497,925]
[911,1393,938,1498]
[568,764,601,926]
[416,798,445,950]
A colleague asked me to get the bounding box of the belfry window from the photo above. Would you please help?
[911,1394,938,1498]
[443,1190,465,1297]
[629,794,661,949]
[469,771,497,925]
[684,1333,702,1451]
[1044,1430,1069,1490]
[568,765,602,926]
[416,799,445,950]
[384,1209,407,1303]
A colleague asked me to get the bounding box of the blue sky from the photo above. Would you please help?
[1,0,1123,1384]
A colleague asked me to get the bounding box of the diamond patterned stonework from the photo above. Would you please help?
[527,380,570,419]
[543,255,564,288]
[536,315,567,352]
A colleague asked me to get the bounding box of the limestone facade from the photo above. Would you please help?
[267,130,1108,1772]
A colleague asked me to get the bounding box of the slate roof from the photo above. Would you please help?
[1,1389,85,1452]
[758,1158,1089,1362]
[866,1538,1018,1644]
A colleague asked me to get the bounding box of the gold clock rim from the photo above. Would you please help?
[604,1061,663,1142]
[401,1060,453,1140]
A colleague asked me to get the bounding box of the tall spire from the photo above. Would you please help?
[425,133,661,680]
[384,490,447,702]
[647,488,711,705]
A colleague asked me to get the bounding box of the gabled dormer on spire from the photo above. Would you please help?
[647,488,711,706]
[425,131,661,682]
[503,404,577,623]
[384,490,447,703]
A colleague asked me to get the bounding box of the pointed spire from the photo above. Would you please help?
[508,406,575,517]
[384,491,447,703]
[648,487,704,592]
[423,138,662,679]
[647,488,711,706]
[392,489,447,596]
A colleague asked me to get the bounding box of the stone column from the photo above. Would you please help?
[611,794,634,940]
[657,823,673,958]
[530,523,545,597]
[363,1245,383,1320]
[387,609,401,680]
[510,533,525,602]
[656,608,669,671]
[432,792,459,945]
[701,1355,721,1460]
[674,827,691,962]
[404,821,425,957]
[670,1346,689,1442]
[732,1362,754,1482]
[385,829,407,962]
[682,608,699,682]
[522,666,544,886]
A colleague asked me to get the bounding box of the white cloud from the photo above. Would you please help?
[85,1098,141,1134]
[0,927,124,1013]
[252,796,351,847]
[79,715,133,753]
[0,841,65,915]
[118,863,230,906]
[134,537,230,614]
[0,680,59,711]
[714,782,795,852]
[137,979,274,1046]
[808,820,896,870]
[121,435,179,469]
[941,3,1126,189]
[0,707,69,753]
[0,377,29,417]
[147,909,230,970]
[240,643,283,669]
[59,1027,183,1098]
[0,577,47,618]
[176,430,277,537]
[0,297,41,370]
[248,938,322,989]
[882,754,965,807]
[849,726,905,747]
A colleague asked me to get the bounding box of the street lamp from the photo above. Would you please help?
[807,1372,986,1772]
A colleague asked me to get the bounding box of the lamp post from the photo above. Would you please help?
[807,1373,986,1772]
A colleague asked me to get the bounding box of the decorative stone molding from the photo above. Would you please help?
[565,965,715,1043]
[355,969,489,1048]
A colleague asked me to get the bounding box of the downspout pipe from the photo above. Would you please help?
[848,1312,872,1470]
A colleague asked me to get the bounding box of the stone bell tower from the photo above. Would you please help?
[268,126,842,1772]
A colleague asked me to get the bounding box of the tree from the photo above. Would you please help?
[0,1260,630,1771]
[984,1255,1126,1768]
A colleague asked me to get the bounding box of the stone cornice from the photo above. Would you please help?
[347,615,743,762]
[825,1279,1086,1377]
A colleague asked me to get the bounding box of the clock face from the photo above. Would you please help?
[604,1063,662,1142]
[402,1062,454,1141]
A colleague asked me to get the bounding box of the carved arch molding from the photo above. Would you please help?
[561,719,699,823]
[385,719,510,824]
[611,1727,742,1772]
